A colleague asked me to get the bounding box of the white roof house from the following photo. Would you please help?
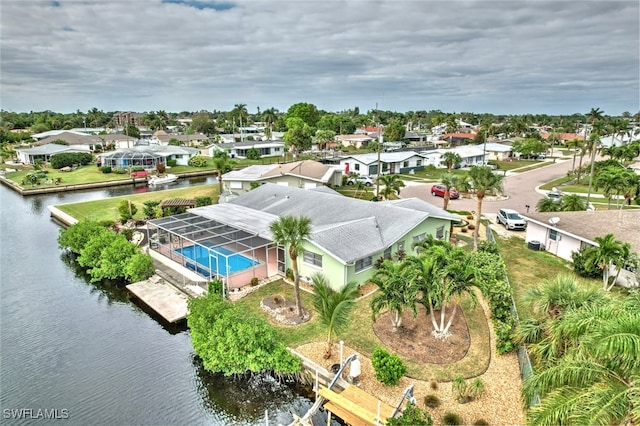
[599,130,640,148]
[338,151,429,176]
[420,145,489,168]
[472,142,514,161]
[208,140,285,159]
[222,160,343,194]
[16,144,92,165]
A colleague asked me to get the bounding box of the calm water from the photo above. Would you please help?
[0,177,330,426]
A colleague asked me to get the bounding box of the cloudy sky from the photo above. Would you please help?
[1,0,638,116]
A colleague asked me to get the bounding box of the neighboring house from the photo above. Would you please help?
[153,133,210,147]
[98,145,200,169]
[222,160,343,194]
[522,210,640,288]
[473,142,514,161]
[336,134,374,149]
[34,131,103,151]
[15,144,92,165]
[31,129,88,141]
[338,151,428,176]
[598,131,640,148]
[420,145,489,168]
[439,132,477,146]
[146,184,459,291]
[208,140,285,158]
[98,133,139,149]
[540,132,584,144]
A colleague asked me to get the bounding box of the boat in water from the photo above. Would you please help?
[148,174,178,186]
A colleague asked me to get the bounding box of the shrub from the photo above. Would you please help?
[571,246,602,279]
[101,166,112,174]
[387,404,433,426]
[429,379,438,390]
[467,224,475,230]
[188,155,208,167]
[119,228,134,241]
[442,413,463,426]
[118,200,138,223]
[477,240,499,254]
[461,227,468,233]
[113,167,127,174]
[142,200,161,219]
[208,279,223,295]
[371,347,407,386]
[250,277,259,286]
[423,394,440,408]
[195,196,213,207]
[285,268,294,281]
[473,420,489,426]
[468,378,486,400]
[246,147,261,160]
[166,159,177,167]
[466,214,474,220]
[50,152,93,169]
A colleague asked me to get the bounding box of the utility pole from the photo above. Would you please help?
[585,125,596,210]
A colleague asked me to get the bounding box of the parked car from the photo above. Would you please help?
[430,184,459,199]
[547,190,562,203]
[496,208,527,230]
[347,175,374,186]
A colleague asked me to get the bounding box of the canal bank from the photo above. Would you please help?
[0,181,336,426]
[0,169,217,196]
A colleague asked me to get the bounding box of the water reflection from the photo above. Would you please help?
[29,196,44,214]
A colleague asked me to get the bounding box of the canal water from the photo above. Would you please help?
[0,177,332,425]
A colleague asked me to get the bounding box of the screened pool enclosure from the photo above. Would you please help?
[147,211,282,291]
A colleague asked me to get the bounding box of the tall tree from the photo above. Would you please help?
[310,273,359,358]
[522,293,640,426]
[370,259,418,332]
[585,233,630,291]
[212,152,230,202]
[314,129,335,151]
[283,117,313,158]
[440,152,462,172]
[269,215,312,316]
[440,173,460,210]
[559,194,586,211]
[467,166,504,250]
[383,121,406,142]
[376,174,405,200]
[286,102,320,127]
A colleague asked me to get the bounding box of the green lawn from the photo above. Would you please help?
[493,160,540,171]
[56,184,219,222]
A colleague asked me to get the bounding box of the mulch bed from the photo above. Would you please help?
[260,294,310,325]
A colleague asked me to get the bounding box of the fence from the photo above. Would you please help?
[486,225,540,407]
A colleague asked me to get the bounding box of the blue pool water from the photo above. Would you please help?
[175,244,259,276]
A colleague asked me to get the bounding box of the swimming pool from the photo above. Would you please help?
[175,244,259,276]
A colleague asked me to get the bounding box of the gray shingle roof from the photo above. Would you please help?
[229,184,433,263]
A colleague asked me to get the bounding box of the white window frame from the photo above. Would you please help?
[303,250,322,268]
[354,256,373,273]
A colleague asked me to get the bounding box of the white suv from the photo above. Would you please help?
[496,208,527,231]
[347,175,374,186]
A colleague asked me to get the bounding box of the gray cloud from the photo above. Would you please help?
[1,0,638,115]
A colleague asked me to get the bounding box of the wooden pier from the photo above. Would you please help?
[318,386,395,426]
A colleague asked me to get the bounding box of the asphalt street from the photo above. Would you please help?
[400,158,577,218]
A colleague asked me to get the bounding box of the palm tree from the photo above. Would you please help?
[565,137,582,172]
[262,107,278,140]
[440,151,462,172]
[467,166,504,250]
[536,197,560,212]
[522,294,640,426]
[440,173,459,210]
[310,273,359,358]
[376,174,405,200]
[370,259,418,332]
[559,193,585,211]
[409,244,478,339]
[212,152,230,203]
[269,215,312,316]
[585,233,630,291]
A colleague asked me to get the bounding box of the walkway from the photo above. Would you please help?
[319,385,395,426]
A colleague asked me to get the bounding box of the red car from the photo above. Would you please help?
[431,184,459,199]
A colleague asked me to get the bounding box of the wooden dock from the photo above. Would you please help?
[319,386,395,426]
[126,276,189,323]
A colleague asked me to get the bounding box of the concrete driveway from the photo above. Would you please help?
[401,158,577,218]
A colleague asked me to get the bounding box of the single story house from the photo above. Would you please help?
[522,210,640,288]
[439,132,477,146]
[146,184,459,291]
[420,145,489,168]
[98,145,200,169]
[15,144,92,165]
[336,134,374,149]
[598,131,640,148]
[152,133,210,147]
[338,151,428,176]
[34,131,103,151]
[97,134,139,149]
[208,140,285,159]
[222,160,343,195]
[473,142,514,161]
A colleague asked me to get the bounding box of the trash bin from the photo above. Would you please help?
[528,240,541,251]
